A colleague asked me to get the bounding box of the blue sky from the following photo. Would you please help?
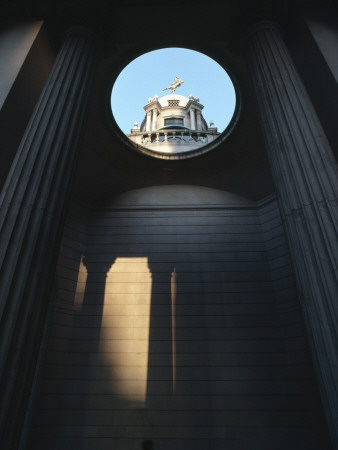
[111,48,236,134]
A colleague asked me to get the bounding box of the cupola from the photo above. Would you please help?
[127,87,220,155]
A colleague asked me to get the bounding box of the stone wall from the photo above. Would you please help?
[25,186,331,450]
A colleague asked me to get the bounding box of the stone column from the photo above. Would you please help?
[146,111,152,132]
[0,28,99,448]
[196,109,202,130]
[190,107,196,129]
[152,108,158,130]
[244,21,338,446]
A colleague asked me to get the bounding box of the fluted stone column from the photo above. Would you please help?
[190,107,196,129]
[0,28,99,449]
[244,21,338,447]
[196,109,202,130]
[146,110,152,131]
[152,108,158,131]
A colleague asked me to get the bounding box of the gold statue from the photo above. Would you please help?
[162,77,184,94]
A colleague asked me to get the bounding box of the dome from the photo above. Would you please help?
[127,91,220,157]
[158,94,190,107]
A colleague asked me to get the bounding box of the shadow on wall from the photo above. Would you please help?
[77,236,215,448]
[27,185,332,450]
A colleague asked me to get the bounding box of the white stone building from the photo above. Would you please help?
[127,93,220,154]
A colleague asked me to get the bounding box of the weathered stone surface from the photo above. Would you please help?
[24,190,331,450]
[244,21,338,447]
[0,28,99,449]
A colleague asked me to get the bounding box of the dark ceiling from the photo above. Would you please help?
[69,2,275,204]
[4,0,333,204]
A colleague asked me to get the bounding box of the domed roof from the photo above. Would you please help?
[158,94,189,107]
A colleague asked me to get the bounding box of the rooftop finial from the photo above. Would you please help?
[162,77,184,94]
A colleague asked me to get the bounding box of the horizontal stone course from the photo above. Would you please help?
[35,378,318,396]
[26,195,327,448]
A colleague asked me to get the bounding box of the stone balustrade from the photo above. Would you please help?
[141,130,208,145]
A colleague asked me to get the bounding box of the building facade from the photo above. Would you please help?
[127,93,220,155]
[0,1,337,449]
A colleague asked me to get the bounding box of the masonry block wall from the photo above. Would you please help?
[25,186,331,450]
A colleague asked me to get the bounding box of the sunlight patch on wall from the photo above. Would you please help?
[73,255,88,311]
[99,257,152,406]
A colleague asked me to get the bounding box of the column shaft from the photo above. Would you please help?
[190,108,196,129]
[196,109,202,130]
[244,22,338,446]
[146,111,152,131]
[0,28,99,448]
[152,109,158,130]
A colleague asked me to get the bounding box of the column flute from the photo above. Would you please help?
[243,21,338,447]
[0,27,100,449]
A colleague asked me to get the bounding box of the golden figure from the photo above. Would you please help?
[162,77,184,94]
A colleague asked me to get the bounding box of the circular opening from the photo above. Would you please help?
[110,48,238,159]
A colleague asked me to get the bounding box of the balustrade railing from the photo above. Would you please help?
[141,130,208,145]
